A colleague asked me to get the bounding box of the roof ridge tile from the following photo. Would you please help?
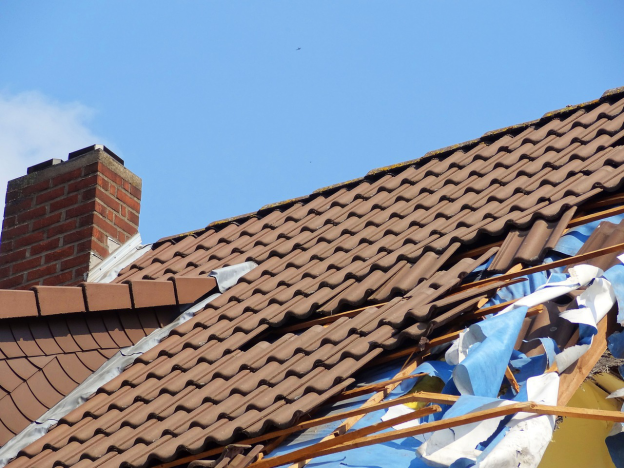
[0,277,218,321]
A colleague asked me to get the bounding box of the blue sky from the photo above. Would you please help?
[1,1,623,243]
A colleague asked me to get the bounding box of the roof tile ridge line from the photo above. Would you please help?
[0,263,256,467]
[0,278,215,320]
[154,86,624,248]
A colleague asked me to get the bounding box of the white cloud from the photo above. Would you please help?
[0,90,103,218]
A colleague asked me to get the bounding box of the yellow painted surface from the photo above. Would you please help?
[593,372,624,396]
[539,380,621,468]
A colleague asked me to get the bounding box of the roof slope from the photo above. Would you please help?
[6,88,624,468]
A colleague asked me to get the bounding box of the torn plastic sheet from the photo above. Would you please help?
[417,373,559,468]
[210,261,257,292]
[0,262,257,468]
[449,306,528,398]
[553,211,624,257]
[86,233,150,283]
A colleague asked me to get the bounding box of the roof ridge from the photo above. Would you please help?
[153,85,624,247]
[0,277,217,320]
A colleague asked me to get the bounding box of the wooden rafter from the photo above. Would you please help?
[251,398,624,468]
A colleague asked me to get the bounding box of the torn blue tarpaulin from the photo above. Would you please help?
[553,211,624,257]
[451,306,528,398]
[606,422,624,468]
[608,331,624,358]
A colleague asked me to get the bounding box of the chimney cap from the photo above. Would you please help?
[26,158,62,174]
[68,144,124,166]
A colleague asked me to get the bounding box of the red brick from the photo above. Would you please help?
[77,215,91,228]
[109,184,117,197]
[129,184,142,200]
[127,210,139,226]
[67,174,98,194]
[50,193,80,213]
[16,205,47,224]
[66,200,96,219]
[0,275,25,289]
[1,223,29,241]
[5,189,21,203]
[114,214,136,235]
[47,219,77,238]
[99,163,123,186]
[42,271,74,286]
[81,187,96,202]
[32,212,63,232]
[73,266,89,280]
[118,232,127,243]
[116,189,140,213]
[2,216,17,230]
[63,227,92,244]
[35,185,66,205]
[0,248,27,266]
[93,213,118,239]
[95,187,121,212]
[51,168,82,186]
[13,231,45,249]
[61,252,91,270]
[12,256,43,275]
[93,227,107,244]
[4,197,33,216]
[120,204,126,217]
[0,240,12,253]
[30,237,60,256]
[44,245,75,263]
[76,240,92,253]
[21,179,51,196]
[94,200,108,218]
[82,162,99,175]
[0,265,10,278]
[27,264,58,281]
[97,175,110,192]
[91,241,109,259]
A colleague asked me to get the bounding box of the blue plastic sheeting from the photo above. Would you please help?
[606,430,624,468]
[553,211,624,257]
[453,306,528,398]
[604,263,624,324]
[608,331,624,359]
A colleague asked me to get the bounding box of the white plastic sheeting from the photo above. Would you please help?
[0,262,257,467]
[416,374,559,467]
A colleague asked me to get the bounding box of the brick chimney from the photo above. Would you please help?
[0,145,142,289]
